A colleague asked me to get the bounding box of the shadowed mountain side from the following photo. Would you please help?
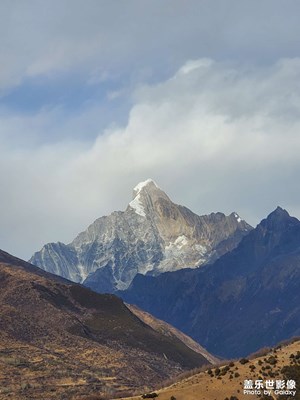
[120,207,300,358]
[127,304,219,365]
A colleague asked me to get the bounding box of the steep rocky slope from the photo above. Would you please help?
[30,179,251,293]
[121,207,300,358]
[0,249,210,399]
[127,304,219,365]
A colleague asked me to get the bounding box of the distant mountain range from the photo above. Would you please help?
[120,207,300,358]
[28,180,300,360]
[0,248,210,399]
[30,179,251,293]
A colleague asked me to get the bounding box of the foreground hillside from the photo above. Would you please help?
[120,338,300,400]
[127,304,219,365]
[0,250,209,400]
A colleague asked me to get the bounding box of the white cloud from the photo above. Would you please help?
[1,58,300,259]
[176,59,214,75]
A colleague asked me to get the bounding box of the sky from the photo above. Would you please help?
[1,0,300,259]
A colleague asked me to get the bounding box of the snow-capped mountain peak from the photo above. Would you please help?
[129,178,165,217]
[30,180,253,293]
[133,178,159,194]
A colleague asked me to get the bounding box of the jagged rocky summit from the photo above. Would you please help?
[30,179,252,293]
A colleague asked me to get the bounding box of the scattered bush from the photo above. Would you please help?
[141,393,158,399]
[266,356,277,365]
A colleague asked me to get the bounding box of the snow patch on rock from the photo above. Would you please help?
[129,179,159,217]
[77,264,88,282]
[166,235,188,252]
[234,213,242,223]
[133,179,158,194]
[195,244,207,254]
[129,193,146,217]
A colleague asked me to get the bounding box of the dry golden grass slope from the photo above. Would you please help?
[119,339,300,400]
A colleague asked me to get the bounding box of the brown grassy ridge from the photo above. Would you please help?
[117,338,300,400]
[0,250,210,400]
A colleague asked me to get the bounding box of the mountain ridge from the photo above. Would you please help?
[120,206,300,358]
[30,179,252,293]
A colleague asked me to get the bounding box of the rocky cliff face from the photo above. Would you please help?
[30,179,252,292]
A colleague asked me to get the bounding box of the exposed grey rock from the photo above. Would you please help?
[30,179,252,292]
